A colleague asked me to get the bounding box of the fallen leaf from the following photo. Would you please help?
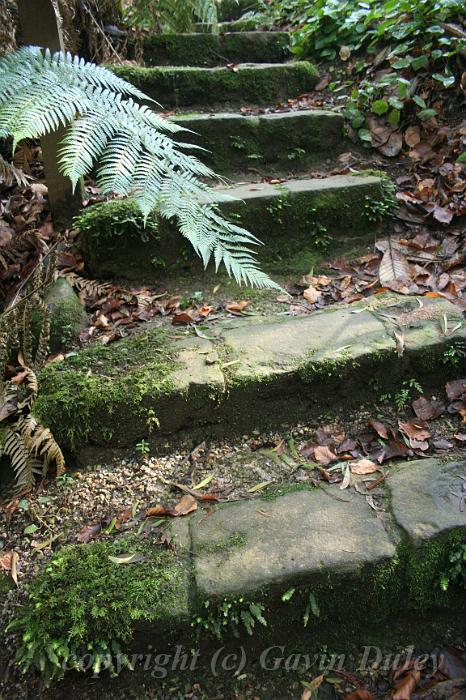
[247,481,273,493]
[145,505,169,517]
[392,670,420,699]
[344,691,375,700]
[445,379,464,401]
[350,459,379,475]
[108,552,145,565]
[404,126,421,147]
[314,445,337,465]
[76,523,101,543]
[170,495,198,516]
[226,300,249,313]
[172,311,195,325]
[379,248,412,285]
[412,396,445,421]
[398,420,431,442]
[301,674,325,698]
[303,286,321,304]
[369,419,389,439]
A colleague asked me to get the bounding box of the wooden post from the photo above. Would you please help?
[16,0,83,228]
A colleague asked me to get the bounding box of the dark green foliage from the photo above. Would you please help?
[9,537,188,684]
[262,0,465,142]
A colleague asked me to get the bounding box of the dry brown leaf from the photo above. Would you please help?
[404,126,421,147]
[369,419,389,439]
[145,505,169,518]
[379,248,412,285]
[412,396,445,421]
[350,459,379,475]
[303,286,322,304]
[301,674,324,699]
[172,495,198,515]
[226,300,249,313]
[393,670,421,699]
[172,311,195,325]
[314,445,337,465]
[344,691,375,700]
[76,523,101,543]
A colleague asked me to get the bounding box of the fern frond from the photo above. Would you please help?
[0,47,278,289]
[0,153,30,187]
[3,425,37,493]
[18,414,66,477]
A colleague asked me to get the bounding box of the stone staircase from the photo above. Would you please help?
[35,8,466,660]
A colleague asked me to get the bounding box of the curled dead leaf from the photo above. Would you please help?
[226,300,249,313]
[303,286,322,304]
[350,459,379,475]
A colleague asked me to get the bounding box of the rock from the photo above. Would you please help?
[388,457,466,541]
[191,487,397,596]
[44,277,88,351]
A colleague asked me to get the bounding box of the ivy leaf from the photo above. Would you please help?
[388,108,401,125]
[411,55,428,70]
[372,99,389,115]
[432,73,455,88]
[413,95,427,108]
[417,108,437,120]
[392,57,411,69]
[358,128,372,142]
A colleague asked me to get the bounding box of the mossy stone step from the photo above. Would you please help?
[21,457,465,662]
[35,294,465,455]
[111,62,318,109]
[188,457,465,645]
[172,109,344,175]
[75,174,385,281]
[139,31,290,66]
[216,0,260,21]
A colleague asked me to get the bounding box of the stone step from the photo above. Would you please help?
[111,62,318,109]
[36,294,465,455]
[172,109,345,176]
[217,0,260,22]
[139,31,290,66]
[22,456,465,652]
[76,174,384,281]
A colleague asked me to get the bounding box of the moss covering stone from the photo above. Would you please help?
[10,535,191,682]
[139,31,290,67]
[43,278,88,351]
[34,327,178,451]
[110,62,319,108]
[172,110,344,175]
[74,175,384,281]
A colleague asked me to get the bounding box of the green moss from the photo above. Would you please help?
[10,535,189,683]
[140,31,290,67]
[196,532,247,555]
[404,529,465,609]
[110,62,319,108]
[173,111,344,177]
[74,199,159,243]
[298,350,361,382]
[34,328,177,450]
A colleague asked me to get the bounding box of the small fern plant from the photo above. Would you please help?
[0,259,66,494]
[123,0,218,33]
[0,46,277,289]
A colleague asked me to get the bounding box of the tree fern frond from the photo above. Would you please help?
[0,46,277,289]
